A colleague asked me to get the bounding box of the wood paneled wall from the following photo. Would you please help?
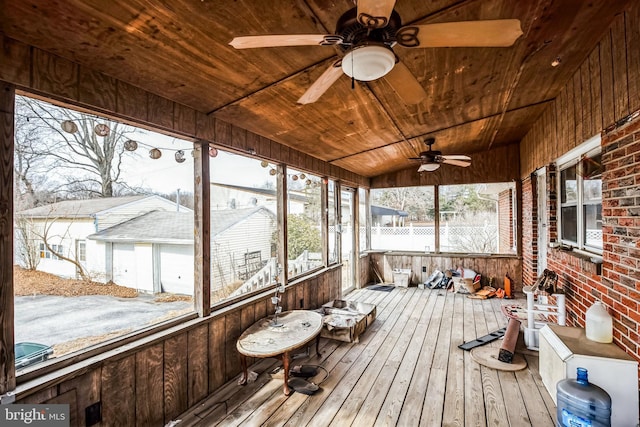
[370,143,520,189]
[14,267,341,425]
[520,4,640,177]
[518,2,640,374]
[0,35,368,189]
[369,253,522,292]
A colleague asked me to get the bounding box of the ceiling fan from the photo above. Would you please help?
[229,0,522,105]
[409,137,471,172]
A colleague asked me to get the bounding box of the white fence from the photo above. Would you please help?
[371,224,500,253]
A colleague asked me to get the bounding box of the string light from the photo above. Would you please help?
[258,161,322,186]
[61,120,78,133]
[58,119,194,163]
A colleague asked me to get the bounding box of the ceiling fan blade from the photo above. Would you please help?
[396,19,523,48]
[418,163,440,172]
[441,154,471,161]
[297,61,343,104]
[357,0,397,28]
[229,34,334,49]
[384,61,427,105]
[442,159,471,167]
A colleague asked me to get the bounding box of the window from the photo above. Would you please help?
[370,186,435,251]
[76,240,86,262]
[440,183,516,254]
[358,188,368,252]
[210,151,278,304]
[341,187,355,291]
[39,243,63,260]
[14,95,196,370]
[558,136,602,252]
[370,183,516,254]
[286,168,323,278]
[328,179,338,264]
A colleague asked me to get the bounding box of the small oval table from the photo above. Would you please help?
[237,310,323,395]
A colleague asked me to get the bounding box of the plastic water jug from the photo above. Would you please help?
[556,367,611,427]
[585,301,613,343]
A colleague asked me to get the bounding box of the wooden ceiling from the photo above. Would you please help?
[0,0,631,178]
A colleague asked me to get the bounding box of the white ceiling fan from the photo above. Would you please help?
[409,137,471,172]
[229,0,522,105]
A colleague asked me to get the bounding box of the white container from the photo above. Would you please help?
[586,301,613,344]
[392,269,411,287]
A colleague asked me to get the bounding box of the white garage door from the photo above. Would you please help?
[112,243,136,287]
[160,245,194,295]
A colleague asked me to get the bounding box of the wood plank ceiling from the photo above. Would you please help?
[0,0,632,178]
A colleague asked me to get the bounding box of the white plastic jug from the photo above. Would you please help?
[585,301,613,343]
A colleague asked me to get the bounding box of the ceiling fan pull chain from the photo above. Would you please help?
[351,51,355,90]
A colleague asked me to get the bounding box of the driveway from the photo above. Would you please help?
[14,294,192,346]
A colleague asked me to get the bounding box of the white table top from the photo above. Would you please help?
[236,310,323,358]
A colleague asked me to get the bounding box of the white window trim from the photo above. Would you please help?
[556,134,602,254]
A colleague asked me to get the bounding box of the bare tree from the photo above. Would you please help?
[23,212,91,281]
[373,187,435,222]
[14,99,55,209]
[15,96,138,199]
[14,216,40,270]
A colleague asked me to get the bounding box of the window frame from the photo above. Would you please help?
[556,134,602,254]
[369,183,517,255]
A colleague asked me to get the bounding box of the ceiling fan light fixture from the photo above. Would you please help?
[341,45,396,81]
[418,163,441,173]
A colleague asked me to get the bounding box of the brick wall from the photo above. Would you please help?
[544,118,640,362]
[498,189,514,253]
[522,176,538,286]
[600,119,640,355]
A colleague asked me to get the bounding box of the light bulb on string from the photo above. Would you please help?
[175,150,186,163]
[94,123,110,136]
[61,120,78,133]
[124,140,138,151]
[149,148,162,159]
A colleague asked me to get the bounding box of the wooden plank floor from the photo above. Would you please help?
[176,287,556,427]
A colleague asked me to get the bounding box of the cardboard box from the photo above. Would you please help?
[452,277,481,294]
[319,300,377,343]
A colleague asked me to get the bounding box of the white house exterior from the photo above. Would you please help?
[88,210,195,294]
[15,195,185,281]
[88,206,277,295]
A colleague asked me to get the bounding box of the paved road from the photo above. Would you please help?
[15,294,192,346]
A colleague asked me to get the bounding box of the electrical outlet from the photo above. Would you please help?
[85,401,102,426]
[422,266,427,272]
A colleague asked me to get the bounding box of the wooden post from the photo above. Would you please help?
[193,141,210,317]
[320,177,328,268]
[353,188,361,289]
[276,164,288,284]
[0,82,16,395]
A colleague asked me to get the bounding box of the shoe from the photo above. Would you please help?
[288,377,319,395]
[289,365,317,378]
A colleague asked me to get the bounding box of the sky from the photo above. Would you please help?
[16,94,302,197]
[120,129,278,194]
